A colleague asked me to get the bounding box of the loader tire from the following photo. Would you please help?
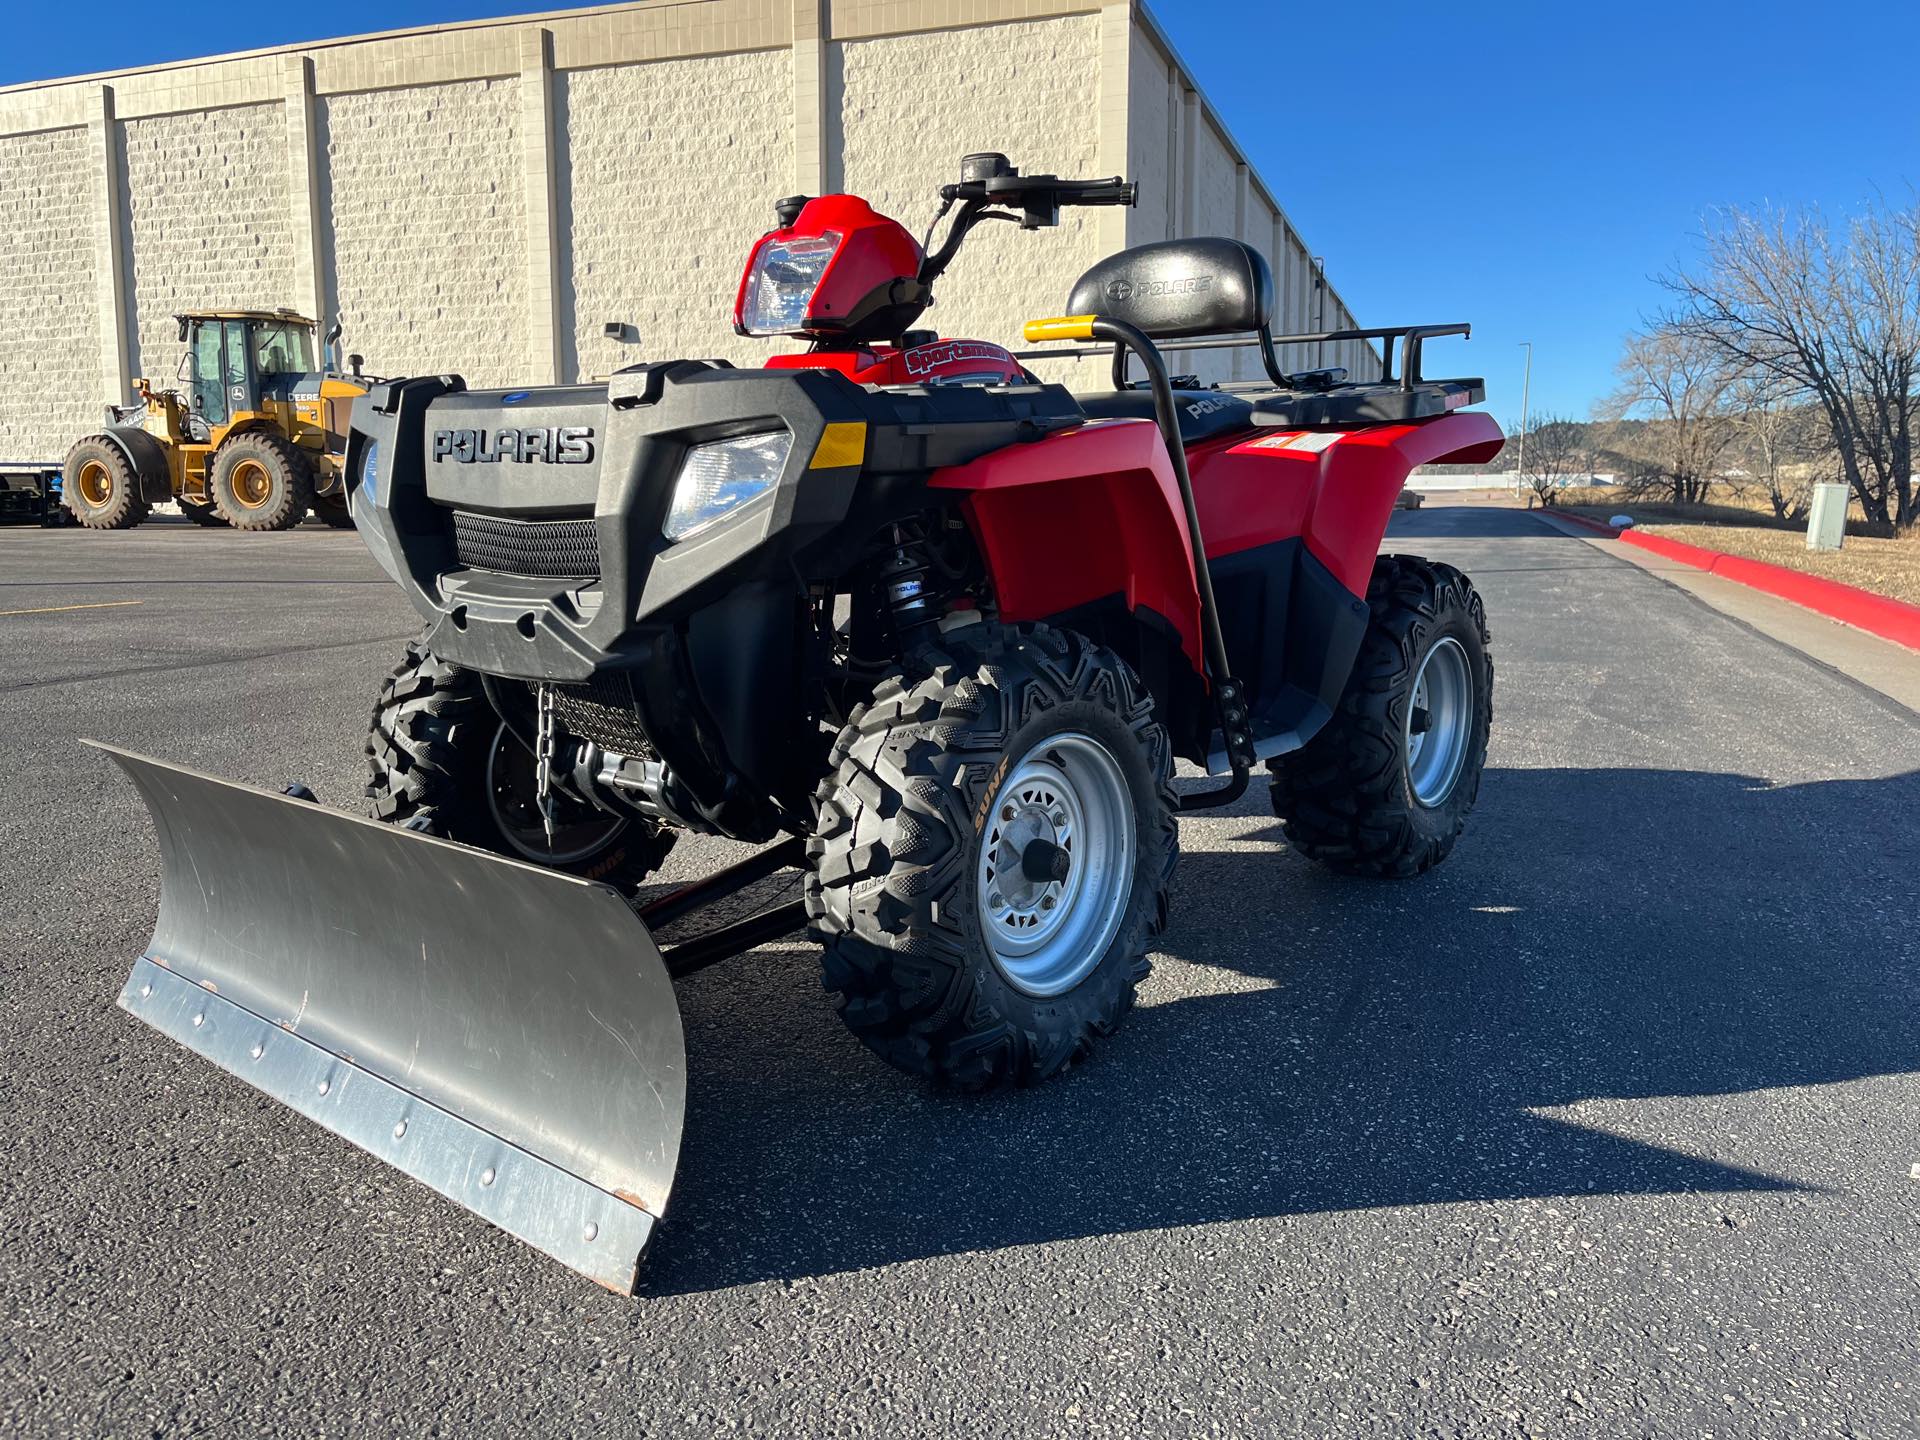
[61,438,149,529]
[312,493,354,529]
[365,639,675,894]
[806,623,1177,1090]
[1267,555,1492,877]
[209,431,313,531]
[181,499,229,527]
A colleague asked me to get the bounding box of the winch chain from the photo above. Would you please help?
[534,682,559,845]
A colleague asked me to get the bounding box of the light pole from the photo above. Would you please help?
[1514,341,1533,498]
[1312,256,1326,371]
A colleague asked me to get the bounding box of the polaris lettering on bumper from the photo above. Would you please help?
[433,426,596,465]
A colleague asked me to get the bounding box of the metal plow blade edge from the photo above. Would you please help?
[89,741,686,1293]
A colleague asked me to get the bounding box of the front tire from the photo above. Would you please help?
[1268,555,1492,876]
[365,639,676,893]
[209,431,313,531]
[61,438,149,529]
[806,624,1177,1090]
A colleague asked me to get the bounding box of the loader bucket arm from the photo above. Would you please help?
[92,742,685,1293]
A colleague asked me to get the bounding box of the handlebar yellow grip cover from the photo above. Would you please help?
[1021,315,1098,342]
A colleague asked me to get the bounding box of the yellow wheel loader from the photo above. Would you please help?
[61,309,372,531]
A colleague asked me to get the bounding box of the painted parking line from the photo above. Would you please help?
[0,599,143,618]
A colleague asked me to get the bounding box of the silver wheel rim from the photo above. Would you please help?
[483,722,629,865]
[1406,636,1473,807]
[977,732,1135,998]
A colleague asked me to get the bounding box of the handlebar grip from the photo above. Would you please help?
[1022,315,1098,342]
[1078,181,1138,207]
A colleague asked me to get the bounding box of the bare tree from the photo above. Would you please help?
[1728,375,1834,522]
[1605,326,1738,506]
[1662,200,1920,529]
[1515,413,1585,506]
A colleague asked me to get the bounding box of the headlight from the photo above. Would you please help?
[663,431,792,541]
[355,438,379,504]
[739,232,841,335]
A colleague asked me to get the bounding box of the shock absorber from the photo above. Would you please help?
[881,542,938,639]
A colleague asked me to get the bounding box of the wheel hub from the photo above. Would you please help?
[978,732,1134,998]
[1405,636,1472,807]
[230,458,273,510]
[76,460,112,507]
[988,798,1071,919]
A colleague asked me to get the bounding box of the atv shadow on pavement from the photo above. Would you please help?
[641,763,1916,1295]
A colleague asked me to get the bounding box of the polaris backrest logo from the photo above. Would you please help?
[1106,274,1212,304]
[432,426,596,464]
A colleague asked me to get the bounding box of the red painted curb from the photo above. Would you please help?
[1541,509,1920,651]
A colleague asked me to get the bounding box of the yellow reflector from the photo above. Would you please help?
[810,421,867,470]
[1022,315,1097,342]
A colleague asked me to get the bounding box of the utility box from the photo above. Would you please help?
[1807,483,1849,551]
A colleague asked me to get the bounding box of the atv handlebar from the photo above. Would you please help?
[921,154,1137,284]
[949,172,1138,213]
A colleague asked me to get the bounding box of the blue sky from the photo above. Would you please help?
[8,1,1917,421]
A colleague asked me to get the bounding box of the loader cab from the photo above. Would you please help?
[175,310,318,434]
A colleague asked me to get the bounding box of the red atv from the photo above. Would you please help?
[98,152,1502,1290]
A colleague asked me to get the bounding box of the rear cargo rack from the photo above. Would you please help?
[1015,321,1471,392]
[1017,322,1482,428]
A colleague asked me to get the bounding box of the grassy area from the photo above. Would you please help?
[1550,489,1920,607]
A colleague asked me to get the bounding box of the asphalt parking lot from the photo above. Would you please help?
[3,506,1916,1437]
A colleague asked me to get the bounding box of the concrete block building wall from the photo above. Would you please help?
[0,128,102,458]
[122,103,297,384]
[319,79,530,388]
[559,49,789,380]
[831,16,1103,358]
[0,0,1373,461]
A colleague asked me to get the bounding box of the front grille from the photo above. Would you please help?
[452,511,599,579]
[541,672,654,755]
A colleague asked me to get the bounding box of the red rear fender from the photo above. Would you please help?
[1211,411,1505,596]
[928,408,1505,674]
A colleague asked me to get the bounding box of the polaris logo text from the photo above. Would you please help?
[1106,275,1212,304]
[432,427,596,464]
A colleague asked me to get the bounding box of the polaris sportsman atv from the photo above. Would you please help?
[96,153,1502,1291]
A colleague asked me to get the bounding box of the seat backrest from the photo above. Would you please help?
[1066,237,1274,340]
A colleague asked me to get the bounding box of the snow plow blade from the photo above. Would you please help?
[91,741,684,1293]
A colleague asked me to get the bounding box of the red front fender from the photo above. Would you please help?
[930,419,1206,668]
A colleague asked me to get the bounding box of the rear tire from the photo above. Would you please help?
[181,499,229,527]
[61,438,149,529]
[1268,555,1492,876]
[365,639,676,893]
[312,493,354,529]
[209,431,313,531]
[806,623,1177,1090]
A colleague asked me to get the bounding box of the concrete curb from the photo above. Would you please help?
[1540,509,1920,652]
